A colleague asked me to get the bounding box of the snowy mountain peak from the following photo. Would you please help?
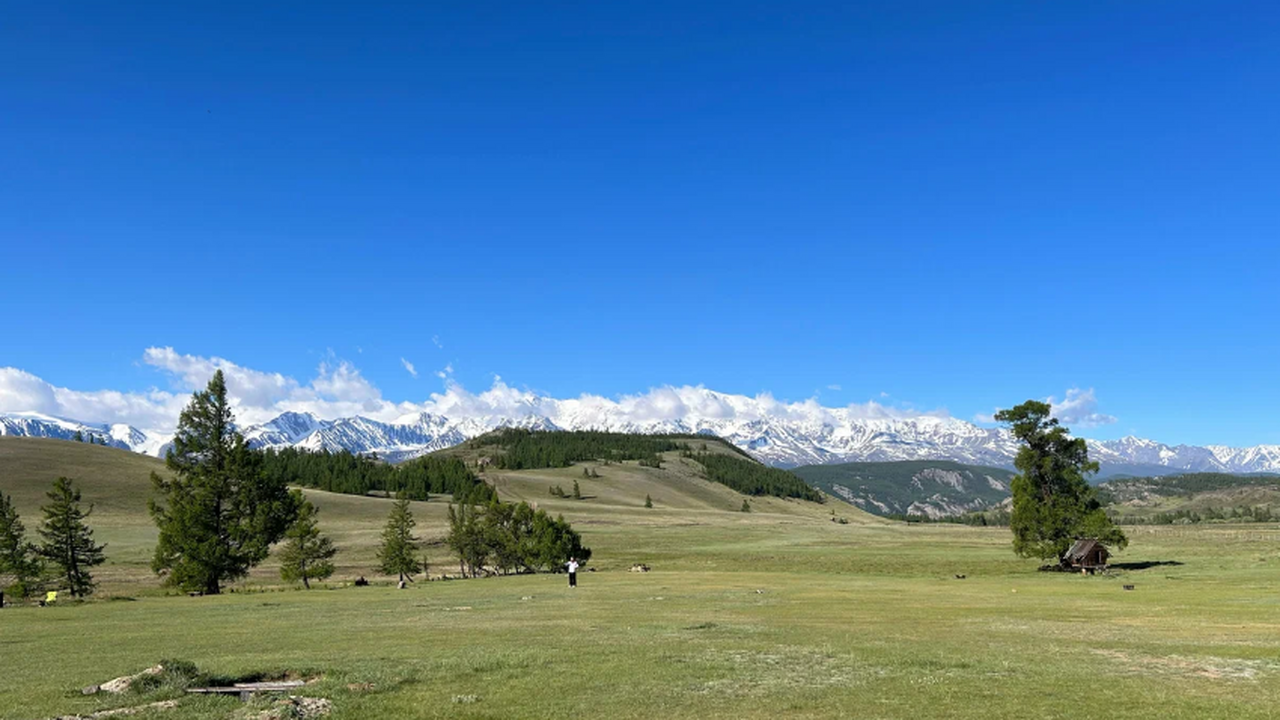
[3,407,1279,476]
[0,412,155,454]
[242,411,328,447]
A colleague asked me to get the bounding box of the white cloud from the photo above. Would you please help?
[400,358,418,378]
[826,384,842,391]
[1048,387,1117,428]
[134,347,408,428]
[1,348,952,438]
[0,366,187,433]
[974,388,1117,429]
[0,368,59,414]
[142,347,299,409]
[432,335,443,349]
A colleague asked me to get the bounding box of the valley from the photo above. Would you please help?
[3,437,1279,719]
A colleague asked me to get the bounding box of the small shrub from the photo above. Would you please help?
[131,659,204,694]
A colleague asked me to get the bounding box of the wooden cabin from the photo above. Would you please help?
[1062,538,1109,574]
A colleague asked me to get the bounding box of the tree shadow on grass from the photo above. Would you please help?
[1111,560,1185,571]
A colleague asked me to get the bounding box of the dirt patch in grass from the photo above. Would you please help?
[1093,648,1280,680]
[692,647,874,696]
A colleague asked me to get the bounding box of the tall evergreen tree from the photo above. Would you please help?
[278,496,338,589]
[72,430,83,443]
[644,494,653,509]
[996,400,1128,560]
[150,370,298,595]
[0,492,43,597]
[377,493,422,583]
[37,478,106,598]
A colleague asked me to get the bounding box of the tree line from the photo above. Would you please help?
[258,446,494,503]
[473,428,823,502]
[683,451,825,502]
[1114,505,1277,525]
[1096,472,1280,505]
[481,429,693,469]
[884,509,1012,526]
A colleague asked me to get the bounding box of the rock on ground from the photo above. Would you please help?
[83,665,165,696]
[240,696,332,720]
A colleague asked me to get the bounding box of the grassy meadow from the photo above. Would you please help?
[3,438,1280,719]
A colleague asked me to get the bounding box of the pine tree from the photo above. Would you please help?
[644,494,653,509]
[572,480,581,500]
[278,496,338,589]
[378,493,422,583]
[446,501,484,577]
[996,400,1128,560]
[0,492,42,597]
[150,370,299,595]
[741,499,751,513]
[37,478,106,598]
[72,430,83,443]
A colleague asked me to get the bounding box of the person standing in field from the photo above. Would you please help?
[567,557,579,588]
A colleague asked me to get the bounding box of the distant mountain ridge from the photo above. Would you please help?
[792,461,1016,518]
[2,390,1278,476]
[0,412,167,456]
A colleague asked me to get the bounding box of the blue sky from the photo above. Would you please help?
[1,2,1277,445]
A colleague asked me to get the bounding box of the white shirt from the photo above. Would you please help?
[567,561,579,573]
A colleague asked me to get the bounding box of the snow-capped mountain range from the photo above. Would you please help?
[0,412,169,457]
[3,404,1279,476]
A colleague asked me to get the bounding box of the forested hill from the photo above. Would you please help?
[452,429,823,502]
[257,447,495,503]
[452,428,753,466]
[1098,472,1280,503]
[792,460,1015,518]
[1096,472,1280,525]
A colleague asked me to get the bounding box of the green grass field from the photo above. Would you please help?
[3,438,1280,719]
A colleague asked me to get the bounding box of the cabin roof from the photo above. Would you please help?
[1063,538,1105,562]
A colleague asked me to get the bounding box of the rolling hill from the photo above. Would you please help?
[1098,472,1280,521]
[791,460,1016,518]
[0,435,855,593]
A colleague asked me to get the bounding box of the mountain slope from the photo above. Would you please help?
[5,393,1280,476]
[1098,472,1280,521]
[0,412,162,455]
[0,435,863,593]
[792,461,1016,518]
